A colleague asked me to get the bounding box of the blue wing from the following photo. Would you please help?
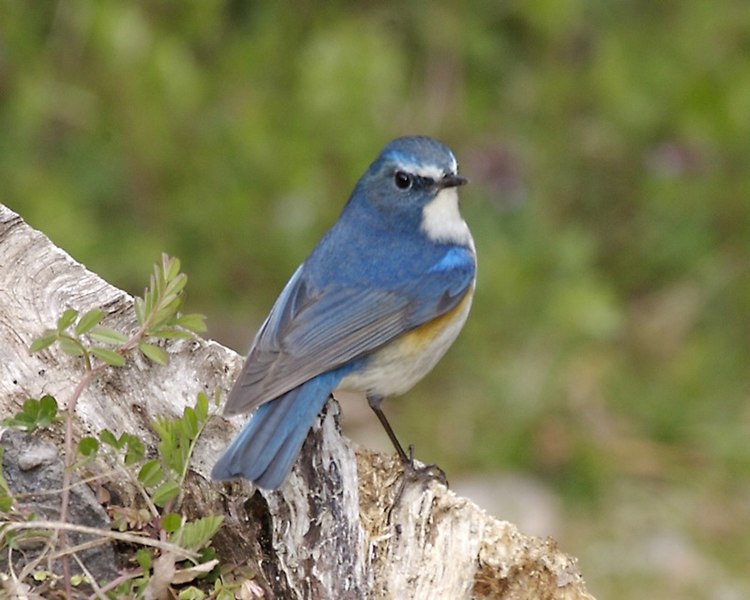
[223,245,475,415]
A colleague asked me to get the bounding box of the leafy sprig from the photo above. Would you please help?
[29,254,206,370]
[144,391,213,507]
[2,395,60,432]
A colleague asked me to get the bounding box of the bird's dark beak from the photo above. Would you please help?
[440,173,469,188]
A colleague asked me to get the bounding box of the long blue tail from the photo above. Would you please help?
[211,370,344,489]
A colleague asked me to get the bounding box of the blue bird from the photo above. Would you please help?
[212,136,476,490]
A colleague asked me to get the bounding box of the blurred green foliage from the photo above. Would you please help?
[2,2,749,597]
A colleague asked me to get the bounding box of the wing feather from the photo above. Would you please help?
[223,250,475,415]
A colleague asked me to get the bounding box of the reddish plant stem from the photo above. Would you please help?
[59,364,106,598]
[58,330,145,597]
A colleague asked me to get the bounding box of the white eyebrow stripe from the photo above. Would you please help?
[398,150,459,181]
[402,164,446,180]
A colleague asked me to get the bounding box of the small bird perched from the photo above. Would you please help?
[212,136,476,489]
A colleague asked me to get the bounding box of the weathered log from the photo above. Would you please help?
[0,204,595,599]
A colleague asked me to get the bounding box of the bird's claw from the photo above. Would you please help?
[401,444,448,488]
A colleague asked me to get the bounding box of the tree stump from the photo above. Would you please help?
[0,204,595,599]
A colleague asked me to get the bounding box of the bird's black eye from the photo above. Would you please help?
[394,171,412,190]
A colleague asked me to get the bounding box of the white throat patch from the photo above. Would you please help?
[421,187,473,246]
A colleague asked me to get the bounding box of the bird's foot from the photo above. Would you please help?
[400,444,448,488]
[390,445,448,508]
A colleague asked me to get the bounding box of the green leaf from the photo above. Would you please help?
[123,435,146,465]
[195,392,208,423]
[143,282,154,316]
[57,308,79,333]
[29,332,57,353]
[0,448,14,505]
[200,546,216,563]
[138,459,164,487]
[161,512,182,533]
[157,292,180,311]
[38,395,58,426]
[138,342,169,365]
[178,587,205,600]
[150,301,183,331]
[134,298,146,326]
[0,493,13,512]
[135,547,152,571]
[170,515,224,551]
[1,415,31,430]
[78,437,99,457]
[164,254,181,282]
[89,326,129,345]
[181,407,199,440]
[152,415,176,442]
[58,336,85,357]
[22,398,40,417]
[174,313,207,333]
[151,480,180,507]
[165,272,187,297]
[99,429,119,448]
[75,309,104,335]
[215,588,235,600]
[91,347,126,367]
[149,327,192,340]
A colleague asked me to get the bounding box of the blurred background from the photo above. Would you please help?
[2,2,749,597]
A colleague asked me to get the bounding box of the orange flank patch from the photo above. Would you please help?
[399,289,473,351]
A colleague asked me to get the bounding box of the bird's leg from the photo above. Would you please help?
[367,393,410,464]
[367,393,448,487]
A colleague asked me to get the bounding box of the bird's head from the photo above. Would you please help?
[353,136,470,245]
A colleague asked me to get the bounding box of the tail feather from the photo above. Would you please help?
[211,370,343,489]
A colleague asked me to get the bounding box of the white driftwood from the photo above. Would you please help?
[0,204,595,599]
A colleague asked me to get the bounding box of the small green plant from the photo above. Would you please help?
[144,391,213,507]
[30,254,206,369]
[0,254,243,599]
[70,393,225,598]
[1,395,60,431]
